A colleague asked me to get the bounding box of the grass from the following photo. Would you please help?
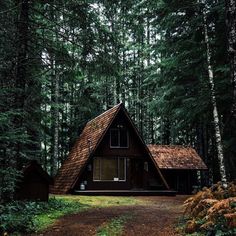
[1,195,144,235]
[54,194,143,207]
[32,198,87,231]
[96,214,132,236]
[33,195,143,232]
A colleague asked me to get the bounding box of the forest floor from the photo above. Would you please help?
[31,195,187,236]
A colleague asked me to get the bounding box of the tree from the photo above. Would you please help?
[1,0,235,202]
[201,0,227,185]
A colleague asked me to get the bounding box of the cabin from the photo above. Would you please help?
[51,103,207,195]
[15,160,52,201]
[148,145,207,194]
[51,103,170,195]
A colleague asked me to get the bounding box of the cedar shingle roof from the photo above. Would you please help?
[148,145,207,170]
[51,103,122,194]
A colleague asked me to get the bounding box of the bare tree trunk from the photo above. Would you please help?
[50,59,59,177]
[202,2,227,185]
[54,72,59,173]
[224,0,236,181]
[50,2,59,177]
[43,103,48,169]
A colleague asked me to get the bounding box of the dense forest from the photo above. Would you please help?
[0,0,235,201]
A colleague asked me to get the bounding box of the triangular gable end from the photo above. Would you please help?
[74,104,169,190]
[51,103,169,194]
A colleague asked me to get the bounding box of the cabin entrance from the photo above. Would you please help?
[130,159,144,189]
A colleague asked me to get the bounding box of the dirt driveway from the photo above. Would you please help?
[34,195,187,236]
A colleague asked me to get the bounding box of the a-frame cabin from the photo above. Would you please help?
[51,103,170,194]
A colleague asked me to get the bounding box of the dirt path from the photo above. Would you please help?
[34,196,187,236]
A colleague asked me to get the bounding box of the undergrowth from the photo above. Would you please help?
[181,182,236,236]
[0,195,142,235]
[0,197,86,235]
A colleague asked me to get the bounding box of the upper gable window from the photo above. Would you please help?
[110,126,128,148]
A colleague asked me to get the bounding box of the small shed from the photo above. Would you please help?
[148,145,207,194]
[15,160,52,201]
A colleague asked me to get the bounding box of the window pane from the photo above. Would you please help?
[93,157,126,181]
[120,129,128,147]
[93,158,100,180]
[110,129,119,147]
[101,158,118,180]
[119,158,125,180]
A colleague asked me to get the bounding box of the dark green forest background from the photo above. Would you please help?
[0,0,235,200]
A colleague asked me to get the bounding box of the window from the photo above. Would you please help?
[93,157,126,181]
[110,129,119,147]
[110,127,128,148]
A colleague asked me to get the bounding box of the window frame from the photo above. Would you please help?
[110,128,129,148]
[93,157,126,182]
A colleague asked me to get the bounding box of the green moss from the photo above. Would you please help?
[96,214,132,236]
[33,197,88,231]
[33,195,143,232]
[53,195,143,208]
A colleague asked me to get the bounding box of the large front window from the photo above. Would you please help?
[93,157,126,181]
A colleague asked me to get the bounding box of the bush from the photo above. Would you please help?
[0,198,82,235]
[183,182,236,235]
[0,167,21,202]
[0,201,35,234]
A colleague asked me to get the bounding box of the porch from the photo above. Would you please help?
[74,189,176,196]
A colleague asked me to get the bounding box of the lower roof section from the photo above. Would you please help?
[148,145,207,170]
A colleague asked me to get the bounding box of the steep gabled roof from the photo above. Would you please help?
[51,104,123,194]
[51,104,170,194]
[148,145,207,170]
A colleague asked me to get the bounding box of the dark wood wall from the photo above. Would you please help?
[161,169,198,194]
[74,112,165,191]
[95,112,147,157]
[75,158,165,190]
[15,171,49,201]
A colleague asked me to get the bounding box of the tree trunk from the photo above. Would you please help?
[161,117,171,145]
[50,2,59,177]
[14,0,29,168]
[225,0,236,116]
[50,56,59,177]
[224,0,236,181]
[202,2,227,185]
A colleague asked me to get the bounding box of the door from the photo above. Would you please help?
[130,159,144,189]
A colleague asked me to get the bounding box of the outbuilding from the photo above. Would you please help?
[15,160,52,201]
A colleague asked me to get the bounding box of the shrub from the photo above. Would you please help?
[0,198,82,235]
[0,201,35,234]
[183,182,236,235]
